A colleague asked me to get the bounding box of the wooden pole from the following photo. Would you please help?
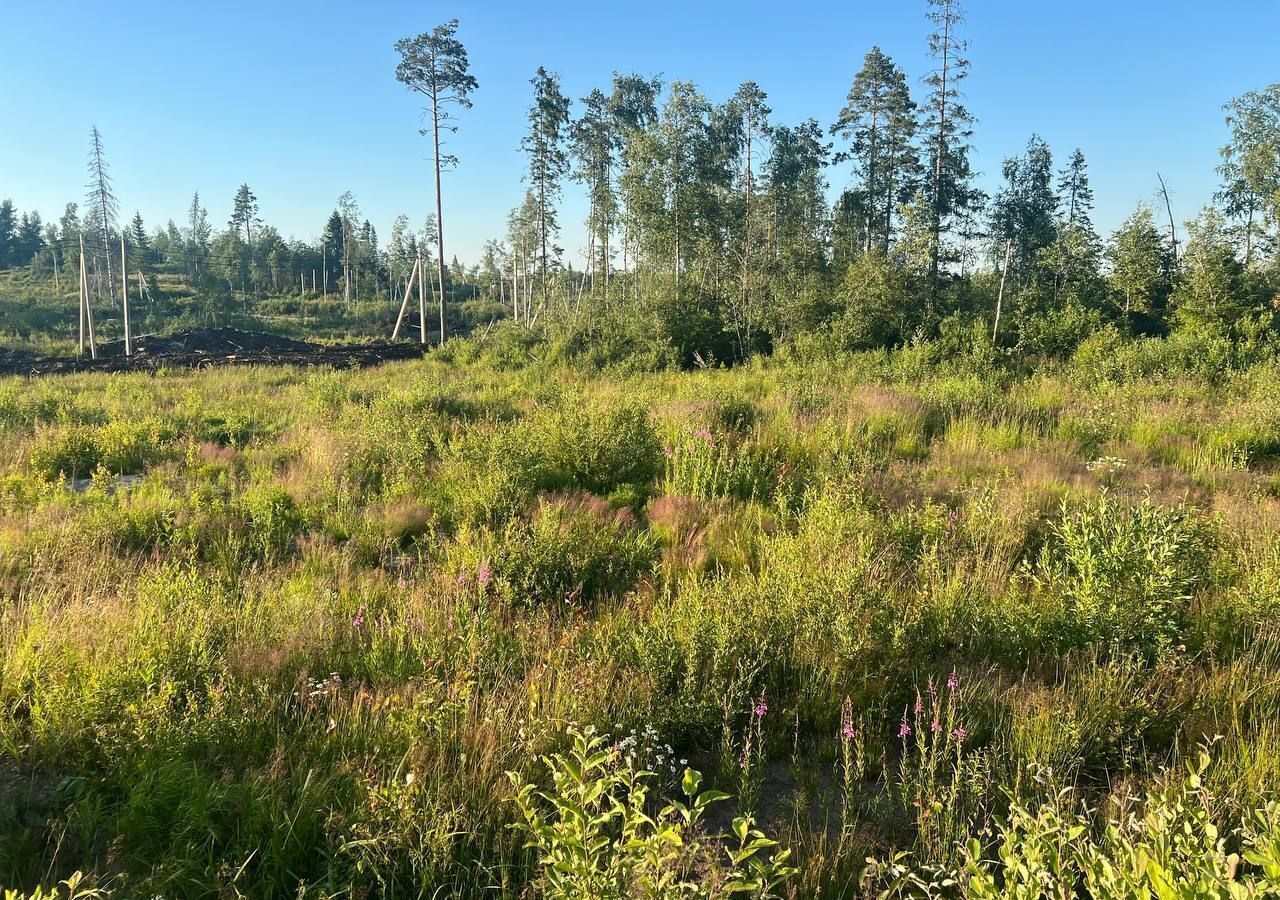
[417,253,428,345]
[78,236,86,355]
[120,234,132,357]
[391,251,419,341]
[82,237,97,360]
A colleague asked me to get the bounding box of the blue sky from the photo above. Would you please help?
[3,0,1277,266]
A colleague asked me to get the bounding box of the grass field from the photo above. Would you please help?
[3,332,1280,897]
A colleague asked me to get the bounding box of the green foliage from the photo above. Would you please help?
[508,725,795,899]
[491,498,656,607]
[4,348,1280,897]
[533,400,662,495]
[661,428,786,503]
[236,483,303,559]
[1025,496,1213,656]
[871,753,1280,899]
[27,419,175,480]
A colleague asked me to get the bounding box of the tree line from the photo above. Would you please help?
[2,1,1278,361]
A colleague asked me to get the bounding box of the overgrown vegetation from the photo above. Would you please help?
[2,334,1280,896]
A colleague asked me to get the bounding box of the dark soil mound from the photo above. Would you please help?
[0,328,431,377]
[101,328,317,358]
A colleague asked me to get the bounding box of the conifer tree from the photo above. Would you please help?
[522,67,572,309]
[921,0,978,304]
[85,126,119,307]
[832,47,918,255]
[395,19,478,342]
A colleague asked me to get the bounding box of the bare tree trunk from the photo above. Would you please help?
[992,237,1012,344]
[120,235,131,356]
[83,241,98,358]
[432,87,448,344]
[1244,206,1254,268]
[1157,172,1179,259]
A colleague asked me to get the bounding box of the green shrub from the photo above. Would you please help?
[662,429,785,502]
[236,484,303,559]
[28,426,100,479]
[870,753,1280,898]
[533,400,661,495]
[509,726,795,899]
[492,498,655,607]
[1025,496,1213,656]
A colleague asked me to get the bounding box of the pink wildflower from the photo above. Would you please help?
[899,707,912,740]
[754,689,768,718]
[952,726,968,744]
[947,670,959,691]
[477,563,492,588]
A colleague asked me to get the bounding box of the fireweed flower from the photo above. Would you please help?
[352,607,365,629]
[754,690,768,718]
[839,695,857,741]
[947,670,959,691]
[952,726,968,744]
[477,563,491,588]
[899,707,912,740]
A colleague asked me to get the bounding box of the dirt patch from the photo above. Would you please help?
[0,328,432,377]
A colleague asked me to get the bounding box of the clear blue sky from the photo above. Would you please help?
[3,0,1277,266]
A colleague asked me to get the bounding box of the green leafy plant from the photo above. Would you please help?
[508,726,795,899]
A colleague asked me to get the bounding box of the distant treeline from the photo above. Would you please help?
[2,1,1278,365]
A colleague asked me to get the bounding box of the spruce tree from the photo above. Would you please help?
[85,126,119,307]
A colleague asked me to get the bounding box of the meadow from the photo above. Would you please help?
[3,326,1280,898]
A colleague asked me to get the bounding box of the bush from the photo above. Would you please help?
[236,485,303,559]
[28,426,100,479]
[1025,496,1213,656]
[492,498,655,607]
[1018,301,1106,358]
[662,428,785,502]
[870,752,1280,899]
[533,400,661,495]
[509,726,795,899]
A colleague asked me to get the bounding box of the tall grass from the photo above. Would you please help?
[2,349,1280,896]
